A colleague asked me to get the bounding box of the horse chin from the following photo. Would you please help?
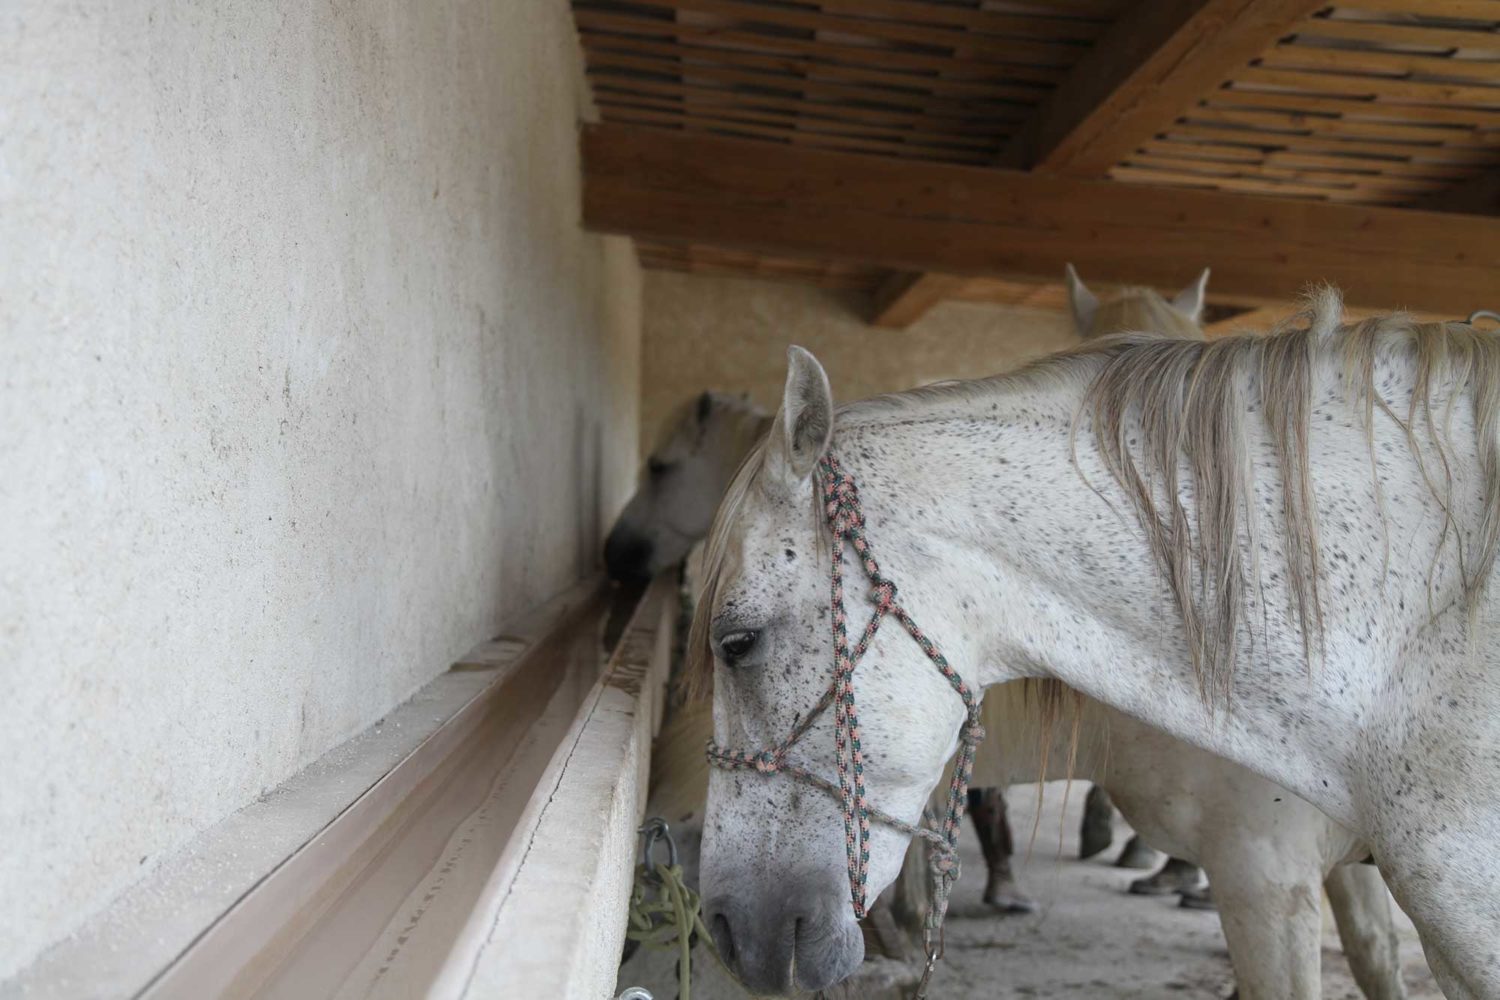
[790,910,864,993]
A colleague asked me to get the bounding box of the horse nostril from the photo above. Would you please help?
[709,911,737,964]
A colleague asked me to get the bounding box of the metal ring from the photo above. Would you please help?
[637,817,678,871]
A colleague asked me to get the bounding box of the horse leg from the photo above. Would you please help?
[967,787,1037,913]
[1079,784,1114,859]
[1113,834,1160,870]
[1374,828,1500,999]
[1205,852,1324,1000]
[1323,863,1406,1000]
[1178,884,1216,910]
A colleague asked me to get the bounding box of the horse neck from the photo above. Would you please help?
[832,341,1499,831]
[832,380,1347,811]
[834,381,1123,686]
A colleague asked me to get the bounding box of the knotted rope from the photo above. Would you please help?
[626,857,708,998]
[706,454,986,975]
[625,818,734,1000]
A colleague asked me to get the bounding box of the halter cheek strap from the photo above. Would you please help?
[706,454,986,960]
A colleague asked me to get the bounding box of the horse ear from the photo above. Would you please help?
[1065,264,1099,335]
[768,346,834,485]
[1172,268,1211,323]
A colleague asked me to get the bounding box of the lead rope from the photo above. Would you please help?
[707,455,985,998]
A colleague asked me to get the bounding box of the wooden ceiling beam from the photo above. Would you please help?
[876,1,1324,329]
[998,0,1326,174]
[869,273,970,328]
[582,124,1500,318]
[1417,171,1500,216]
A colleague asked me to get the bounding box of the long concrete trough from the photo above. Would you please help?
[7,574,678,1000]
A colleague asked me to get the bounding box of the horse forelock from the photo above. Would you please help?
[685,434,771,702]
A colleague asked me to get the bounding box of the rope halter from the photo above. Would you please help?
[705,454,986,958]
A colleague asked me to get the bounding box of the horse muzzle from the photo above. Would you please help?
[603,525,655,584]
[703,876,864,995]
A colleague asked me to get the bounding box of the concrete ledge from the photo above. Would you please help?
[438,572,677,1000]
[3,578,609,1000]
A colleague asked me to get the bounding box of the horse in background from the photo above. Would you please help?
[1066,262,1210,341]
[605,391,770,585]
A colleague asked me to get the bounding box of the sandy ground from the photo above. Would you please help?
[617,781,1441,999]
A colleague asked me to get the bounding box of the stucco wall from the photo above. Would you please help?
[640,272,1079,449]
[0,0,638,977]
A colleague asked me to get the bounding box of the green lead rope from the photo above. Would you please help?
[625,859,720,1000]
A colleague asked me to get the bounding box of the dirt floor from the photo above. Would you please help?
[617,781,1441,999]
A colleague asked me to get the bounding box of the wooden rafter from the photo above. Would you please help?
[1419,171,1500,215]
[569,0,1500,325]
[869,273,970,328]
[583,124,1500,318]
[880,0,1326,330]
[999,0,1327,175]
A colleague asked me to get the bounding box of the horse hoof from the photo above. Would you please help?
[1128,858,1205,896]
[984,879,1039,914]
[1178,885,1217,911]
[1113,835,1159,870]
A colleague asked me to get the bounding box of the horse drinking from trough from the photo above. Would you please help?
[692,295,1499,997]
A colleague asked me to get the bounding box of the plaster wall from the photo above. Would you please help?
[640,271,1079,450]
[0,0,638,976]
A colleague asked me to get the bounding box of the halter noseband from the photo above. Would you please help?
[705,454,985,979]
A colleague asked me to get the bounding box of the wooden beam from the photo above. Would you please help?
[869,272,969,328]
[999,0,1325,174]
[1419,172,1500,216]
[862,1,1325,328]
[582,124,1500,317]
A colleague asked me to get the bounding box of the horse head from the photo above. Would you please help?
[691,348,981,995]
[604,390,768,583]
[1066,264,1209,341]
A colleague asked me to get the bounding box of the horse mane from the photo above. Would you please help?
[1086,286,1205,342]
[689,290,1500,706]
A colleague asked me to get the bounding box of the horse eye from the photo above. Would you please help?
[718,630,759,662]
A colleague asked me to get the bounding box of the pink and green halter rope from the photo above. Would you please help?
[705,454,986,941]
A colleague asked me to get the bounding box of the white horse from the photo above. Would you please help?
[692,295,1499,997]
[608,391,1041,912]
[605,392,770,584]
[621,311,1407,997]
[977,683,1405,1000]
